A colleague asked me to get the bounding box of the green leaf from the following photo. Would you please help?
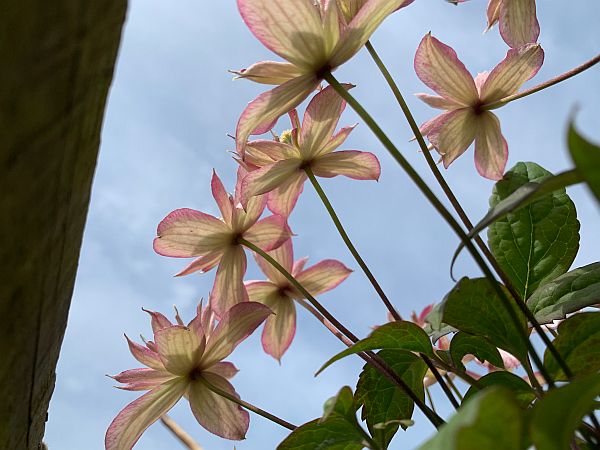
[316,321,433,375]
[441,278,529,363]
[449,332,505,371]
[423,302,457,341]
[530,373,600,450]
[487,162,580,299]
[544,312,600,381]
[568,120,600,204]
[527,262,600,324]
[463,372,536,408]
[450,169,582,276]
[417,387,525,450]
[279,387,371,450]
[355,350,427,449]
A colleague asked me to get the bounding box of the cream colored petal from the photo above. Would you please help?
[426,108,477,168]
[234,61,305,85]
[474,112,508,180]
[155,326,205,376]
[499,0,540,48]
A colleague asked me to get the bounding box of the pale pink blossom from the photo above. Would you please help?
[234,0,412,153]
[485,0,539,48]
[245,239,352,360]
[153,169,292,317]
[414,33,544,179]
[105,302,272,449]
[241,85,380,217]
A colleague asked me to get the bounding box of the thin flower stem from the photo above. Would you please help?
[160,415,204,450]
[303,167,402,321]
[323,71,554,387]
[425,386,436,413]
[444,375,463,402]
[524,359,544,397]
[297,299,354,347]
[364,41,574,383]
[240,238,445,428]
[483,53,600,110]
[200,378,297,431]
[421,354,460,410]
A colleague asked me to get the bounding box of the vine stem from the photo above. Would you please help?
[200,378,297,431]
[421,354,460,409]
[363,40,575,383]
[322,70,553,386]
[160,415,204,450]
[483,53,600,110]
[303,167,401,320]
[240,238,445,428]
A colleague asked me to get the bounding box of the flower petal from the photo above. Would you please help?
[425,108,477,168]
[294,259,352,297]
[245,280,281,301]
[261,295,297,361]
[243,214,293,252]
[188,373,249,440]
[499,0,539,48]
[237,0,327,68]
[312,150,381,180]
[414,33,478,106]
[155,326,205,376]
[234,61,304,85]
[292,256,309,276]
[153,208,231,257]
[202,302,273,367]
[241,159,302,205]
[415,93,462,110]
[111,368,175,391]
[175,251,223,277]
[205,361,239,379]
[126,336,165,371]
[486,0,501,30]
[330,0,408,67]
[316,124,356,156]
[209,246,249,318]
[236,74,319,155]
[474,112,508,180]
[480,43,544,104]
[105,378,188,450]
[211,171,233,226]
[244,140,299,167]
[267,171,307,217]
[142,309,172,334]
[300,84,351,158]
[253,238,294,283]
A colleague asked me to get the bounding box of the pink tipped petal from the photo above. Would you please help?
[426,108,477,168]
[237,0,327,69]
[205,361,240,379]
[316,124,356,156]
[236,74,320,155]
[202,302,273,367]
[241,159,303,204]
[292,256,309,276]
[235,61,304,85]
[175,251,223,277]
[261,295,297,361]
[486,0,501,30]
[209,247,249,318]
[499,0,539,48]
[331,0,408,67]
[111,368,175,391]
[245,140,299,166]
[245,280,281,302]
[154,209,231,257]
[312,150,381,180]
[154,326,205,376]
[480,44,544,104]
[414,34,478,106]
[243,215,293,252]
[211,171,233,225]
[142,309,172,334]
[473,71,490,95]
[474,112,508,180]
[105,378,188,450]
[126,336,165,371]
[294,259,352,297]
[415,93,463,110]
[254,238,294,283]
[300,84,350,158]
[267,171,307,217]
[188,373,249,440]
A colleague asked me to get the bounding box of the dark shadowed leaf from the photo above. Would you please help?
[568,121,600,204]
[463,372,536,408]
[449,332,505,371]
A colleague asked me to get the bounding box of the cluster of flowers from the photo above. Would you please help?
[106,0,543,448]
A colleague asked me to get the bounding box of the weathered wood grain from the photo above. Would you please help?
[0,1,127,447]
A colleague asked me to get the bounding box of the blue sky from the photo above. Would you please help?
[45,1,600,449]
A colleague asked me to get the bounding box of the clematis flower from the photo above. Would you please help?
[245,239,352,360]
[485,0,539,48]
[414,33,544,180]
[235,0,411,153]
[335,0,415,23]
[105,302,272,449]
[241,85,380,217]
[153,169,292,317]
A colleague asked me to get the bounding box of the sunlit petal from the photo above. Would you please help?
[253,238,294,283]
[294,259,352,297]
[425,109,477,168]
[267,171,307,217]
[209,246,249,318]
[243,215,293,252]
[155,326,205,376]
[261,295,297,361]
[474,112,508,180]
[312,150,381,180]
[111,368,175,391]
[234,60,305,85]
[499,0,539,48]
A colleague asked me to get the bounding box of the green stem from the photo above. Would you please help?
[323,70,553,387]
[304,167,401,321]
[422,354,459,409]
[364,40,572,383]
[425,386,436,413]
[444,375,464,402]
[524,359,544,397]
[483,53,600,110]
[240,238,445,428]
[200,378,297,431]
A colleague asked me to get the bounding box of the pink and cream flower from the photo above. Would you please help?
[241,85,380,217]
[153,169,292,317]
[414,33,544,180]
[485,0,539,49]
[105,302,272,449]
[245,239,352,360]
